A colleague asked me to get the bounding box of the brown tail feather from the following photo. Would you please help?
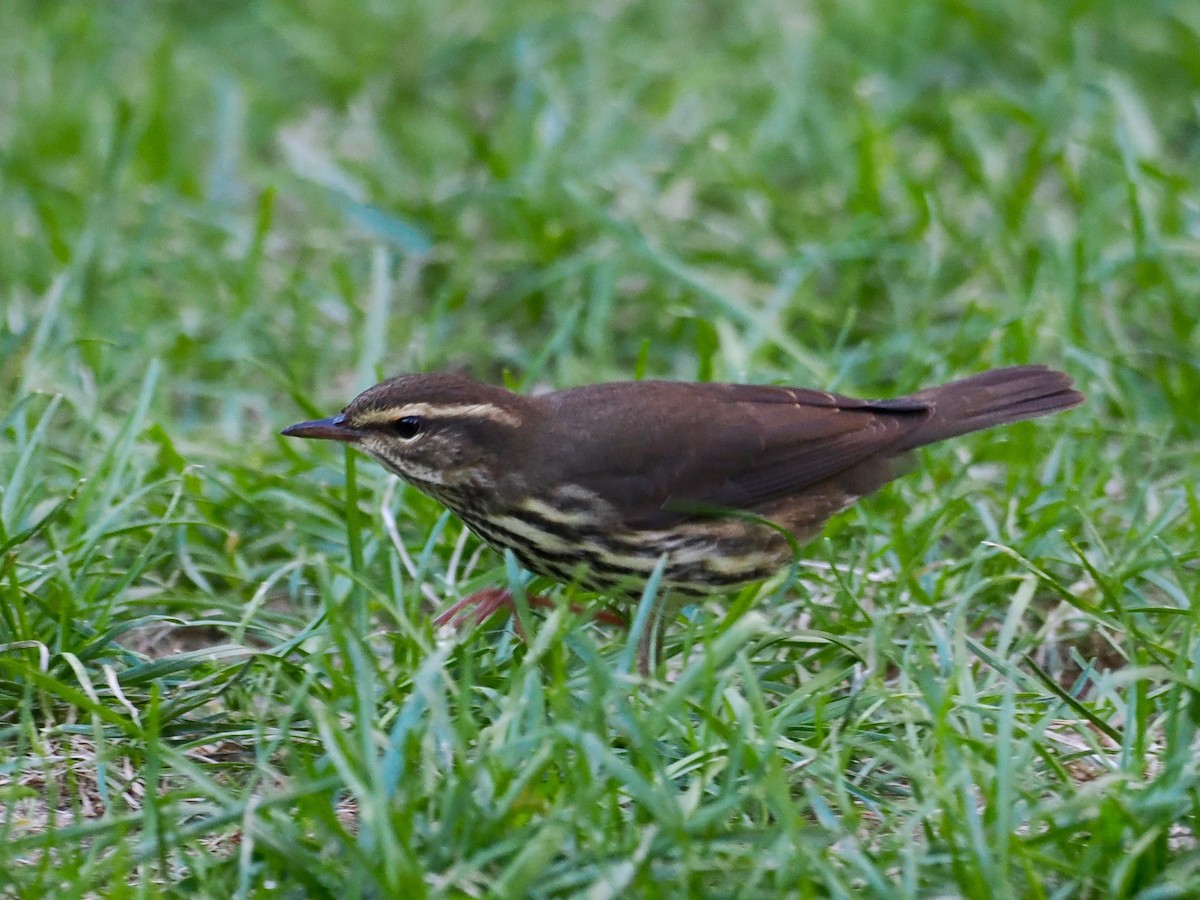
[898,365,1083,450]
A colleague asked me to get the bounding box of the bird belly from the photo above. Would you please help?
[455,503,798,599]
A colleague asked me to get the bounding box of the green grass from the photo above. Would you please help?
[2,0,1198,895]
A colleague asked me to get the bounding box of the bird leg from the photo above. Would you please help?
[433,587,522,628]
[433,588,627,637]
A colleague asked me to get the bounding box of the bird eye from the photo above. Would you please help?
[393,416,422,439]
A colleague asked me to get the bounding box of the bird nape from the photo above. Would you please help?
[284,364,1083,674]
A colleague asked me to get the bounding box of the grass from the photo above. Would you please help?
[2,0,1198,895]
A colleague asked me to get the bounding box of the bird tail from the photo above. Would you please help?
[897,365,1083,450]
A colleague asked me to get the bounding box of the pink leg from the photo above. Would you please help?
[433,587,519,628]
[433,588,627,633]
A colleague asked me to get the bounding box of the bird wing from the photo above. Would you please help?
[538,381,932,529]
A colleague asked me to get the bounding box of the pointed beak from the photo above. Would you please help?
[281,415,362,443]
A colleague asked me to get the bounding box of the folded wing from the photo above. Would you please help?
[541,381,931,529]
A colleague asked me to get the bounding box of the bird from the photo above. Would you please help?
[283,364,1083,672]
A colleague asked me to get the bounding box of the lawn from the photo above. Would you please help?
[2,1,1198,896]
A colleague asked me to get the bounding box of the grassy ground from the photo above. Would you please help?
[2,0,1198,896]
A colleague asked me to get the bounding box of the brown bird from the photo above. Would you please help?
[283,365,1082,672]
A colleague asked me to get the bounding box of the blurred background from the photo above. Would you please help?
[6,1,1198,420]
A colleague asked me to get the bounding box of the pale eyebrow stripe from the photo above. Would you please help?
[352,402,521,427]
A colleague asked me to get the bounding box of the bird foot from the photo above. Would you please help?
[433,588,626,635]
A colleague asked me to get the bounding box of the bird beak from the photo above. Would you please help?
[281,415,362,443]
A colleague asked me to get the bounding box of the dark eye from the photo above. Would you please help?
[393,416,422,439]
